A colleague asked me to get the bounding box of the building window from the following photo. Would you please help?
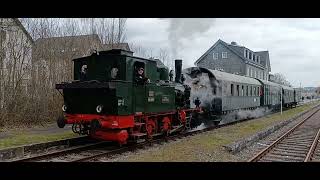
[249,51,252,60]
[222,52,228,59]
[253,87,256,96]
[258,87,260,96]
[213,52,218,59]
[245,49,248,58]
[257,56,260,63]
[212,53,219,59]
[250,86,253,96]
[253,54,255,61]
[231,84,234,96]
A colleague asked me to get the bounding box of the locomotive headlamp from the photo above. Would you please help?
[62,105,67,112]
[96,105,103,113]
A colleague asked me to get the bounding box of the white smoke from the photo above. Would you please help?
[184,72,217,108]
[221,107,272,124]
[164,18,215,59]
[191,123,207,131]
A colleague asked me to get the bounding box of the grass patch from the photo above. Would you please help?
[120,101,320,162]
[0,131,77,150]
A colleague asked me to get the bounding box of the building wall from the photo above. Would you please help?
[196,43,246,75]
[245,64,267,80]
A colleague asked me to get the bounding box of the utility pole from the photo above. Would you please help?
[280,88,283,115]
[300,82,302,102]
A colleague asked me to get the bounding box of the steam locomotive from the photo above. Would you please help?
[56,49,200,145]
[56,49,301,145]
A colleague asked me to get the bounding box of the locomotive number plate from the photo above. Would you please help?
[162,96,170,103]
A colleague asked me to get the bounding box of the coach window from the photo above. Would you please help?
[236,85,240,96]
[241,85,244,96]
[231,84,234,96]
[258,87,260,96]
[246,86,249,96]
[253,87,256,96]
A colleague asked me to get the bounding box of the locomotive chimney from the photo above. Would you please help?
[175,59,182,83]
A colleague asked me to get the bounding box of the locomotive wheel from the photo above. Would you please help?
[146,118,156,139]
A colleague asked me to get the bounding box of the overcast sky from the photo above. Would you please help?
[125,18,320,88]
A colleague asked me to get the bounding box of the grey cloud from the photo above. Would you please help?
[126,18,320,87]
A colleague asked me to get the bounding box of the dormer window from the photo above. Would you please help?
[222,52,228,59]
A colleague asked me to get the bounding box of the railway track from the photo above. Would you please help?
[9,102,318,162]
[248,106,320,162]
[10,113,262,162]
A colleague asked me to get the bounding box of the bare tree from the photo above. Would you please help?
[0,18,33,126]
[80,18,127,45]
[0,18,130,128]
[273,73,292,86]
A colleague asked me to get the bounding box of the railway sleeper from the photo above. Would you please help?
[290,131,319,136]
[275,145,310,151]
[277,142,313,147]
[273,147,309,154]
[263,154,305,162]
[269,150,307,158]
[259,157,294,162]
[285,135,317,139]
[281,139,314,144]
[284,136,314,142]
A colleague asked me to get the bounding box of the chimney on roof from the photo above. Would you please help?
[231,41,237,45]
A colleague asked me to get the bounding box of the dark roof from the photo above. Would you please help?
[195,39,270,70]
[12,18,34,44]
[256,51,271,72]
[34,34,102,47]
[102,43,130,51]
